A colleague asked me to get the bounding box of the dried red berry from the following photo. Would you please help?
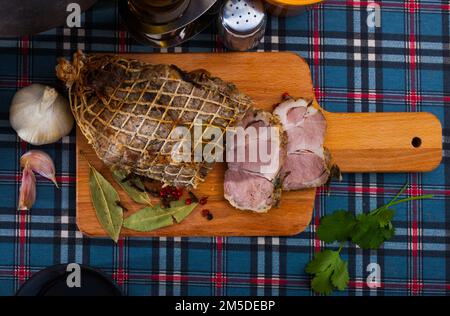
[185,198,192,205]
[282,92,290,99]
[201,209,210,217]
[199,197,208,205]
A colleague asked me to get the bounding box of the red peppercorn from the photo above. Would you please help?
[282,92,290,99]
[185,198,192,205]
[199,197,208,205]
[201,209,209,217]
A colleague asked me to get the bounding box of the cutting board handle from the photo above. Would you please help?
[324,111,442,173]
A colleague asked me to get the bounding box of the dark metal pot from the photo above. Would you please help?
[119,0,220,48]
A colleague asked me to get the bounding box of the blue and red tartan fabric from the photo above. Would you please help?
[0,0,449,296]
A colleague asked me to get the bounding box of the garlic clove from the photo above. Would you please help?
[20,150,58,188]
[18,163,36,211]
[9,84,74,146]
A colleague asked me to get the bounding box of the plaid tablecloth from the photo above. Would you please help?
[0,0,449,296]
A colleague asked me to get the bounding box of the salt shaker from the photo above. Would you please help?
[218,0,266,51]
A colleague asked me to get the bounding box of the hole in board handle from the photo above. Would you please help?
[412,137,422,148]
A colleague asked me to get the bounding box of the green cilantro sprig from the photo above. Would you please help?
[306,184,433,295]
[305,244,349,295]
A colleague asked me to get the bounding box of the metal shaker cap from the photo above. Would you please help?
[222,0,265,34]
[218,0,266,51]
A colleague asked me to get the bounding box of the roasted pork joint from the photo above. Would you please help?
[56,50,253,189]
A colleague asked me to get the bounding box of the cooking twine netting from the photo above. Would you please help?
[59,52,253,188]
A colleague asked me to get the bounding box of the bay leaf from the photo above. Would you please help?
[169,200,199,223]
[111,169,152,206]
[123,202,198,232]
[89,165,123,242]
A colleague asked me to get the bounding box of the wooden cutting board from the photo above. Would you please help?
[76,52,442,237]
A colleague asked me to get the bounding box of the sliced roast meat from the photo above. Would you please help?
[274,97,338,191]
[280,149,333,190]
[224,110,286,212]
[227,110,285,181]
[224,169,280,213]
[274,97,326,153]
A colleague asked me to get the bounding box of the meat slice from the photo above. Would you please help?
[227,110,285,181]
[223,110,286,212]
[274,97,338,191]
[273,97,326,153]
[281,149,333,190]
[224,169,280,213]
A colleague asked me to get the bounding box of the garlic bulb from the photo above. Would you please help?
[9,84,74,145]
